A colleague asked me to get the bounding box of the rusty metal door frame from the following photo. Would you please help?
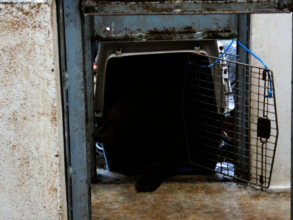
[93,14,239,42]
[56,0,293,216]
[93,14,251,178]
[57,0,251,218]
[236,14,250,179]
[291,12,293,220]
[83,0,293,15]
[57,0,94,219]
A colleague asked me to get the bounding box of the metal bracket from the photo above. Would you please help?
[194,46,200,52]
[116,48,122,56]
[257,117,271,139]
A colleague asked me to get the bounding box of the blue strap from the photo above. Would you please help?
[197,39,273,98]
[236,40,273,98]
[198,39,235,68]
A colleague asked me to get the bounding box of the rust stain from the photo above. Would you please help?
[95,26,200,42]
[95,33,143,41]
[0,3,48,33]
[203,28,237,39]
[147,26,196,35]
[51,105,57,125]
[0,2,63,219]
[95,26,237,42]
[85,0,290,15]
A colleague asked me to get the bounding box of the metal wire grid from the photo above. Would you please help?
[182,53,278,188]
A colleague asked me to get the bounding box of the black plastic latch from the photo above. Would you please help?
[257,117,271,139]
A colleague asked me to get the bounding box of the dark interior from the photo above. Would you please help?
[97,53,188,174]
[95,52,227,175]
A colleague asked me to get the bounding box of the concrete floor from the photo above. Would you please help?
[91,173,290,220]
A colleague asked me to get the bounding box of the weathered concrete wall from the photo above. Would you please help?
[0,1,67,219]
[250,14,292,188]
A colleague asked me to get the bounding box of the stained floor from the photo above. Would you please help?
[91,173,290,220]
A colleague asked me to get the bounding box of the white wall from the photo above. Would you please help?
[0,1,67,219]
[250,13,292,188]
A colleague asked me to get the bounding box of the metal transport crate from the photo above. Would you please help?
[94,40,278,188]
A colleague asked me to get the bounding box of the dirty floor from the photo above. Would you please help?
[91,173,290,220]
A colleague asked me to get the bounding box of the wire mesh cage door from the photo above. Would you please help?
[182,53,278,188]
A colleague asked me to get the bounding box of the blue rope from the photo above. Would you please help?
[236,40,273,98]
[198,39,235,68]
[196,39,273,98]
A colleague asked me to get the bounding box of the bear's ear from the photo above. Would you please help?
[92,127,116,143]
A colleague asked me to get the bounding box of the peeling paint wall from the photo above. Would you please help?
[250,14,292,188]
[0,1,67,219]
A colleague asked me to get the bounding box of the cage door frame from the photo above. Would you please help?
[182,53,279,188]
[57,0,94,219]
